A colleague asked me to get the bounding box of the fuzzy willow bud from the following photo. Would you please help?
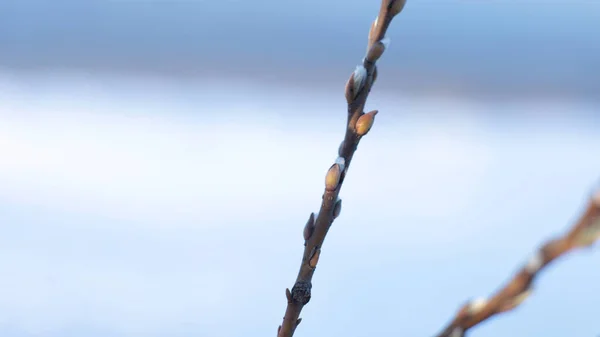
[366,41,385,62]
[355,110,378,136]
[333,198,343,219]
[366,38,390,62]
[325,163,342,191]
[390,0,407,17]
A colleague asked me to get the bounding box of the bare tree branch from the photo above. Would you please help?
[434,187,600,337]
[276,1,407,336]
[276,1,598,335]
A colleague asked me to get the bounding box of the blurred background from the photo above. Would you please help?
[1,1,599,337]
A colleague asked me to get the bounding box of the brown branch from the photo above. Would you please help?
[434,188,600,337]
[276,1,407,336]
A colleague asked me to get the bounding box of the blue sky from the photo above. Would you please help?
[1,0,599,101]
[0,73,599,336]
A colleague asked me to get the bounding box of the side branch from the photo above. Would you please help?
[434,187,600,337]
[276,1,407,336]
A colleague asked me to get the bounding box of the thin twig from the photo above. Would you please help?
[276,1,407,336]
[434,188,600,337]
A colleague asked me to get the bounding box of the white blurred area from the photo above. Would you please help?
[0,71,599,337]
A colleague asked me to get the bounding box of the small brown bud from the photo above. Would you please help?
[499,289,533,313]
[355,110,378,136]
[366,41,385,62]
[303,212,316,242]
[456,302,472,320]
[345,74,355,104]
[390,0,407,17]
[325,163,342,191]
[296,318,302,327]
[309,248,321,268]
[368,17,379,48]
[333,198,342,219]
[573,218,600,248]
[285,288,292,303]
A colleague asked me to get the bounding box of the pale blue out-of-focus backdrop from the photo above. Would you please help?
[0,1,599,337]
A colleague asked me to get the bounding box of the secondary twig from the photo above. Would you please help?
[434,187,600,337]
[276,1,407,336]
